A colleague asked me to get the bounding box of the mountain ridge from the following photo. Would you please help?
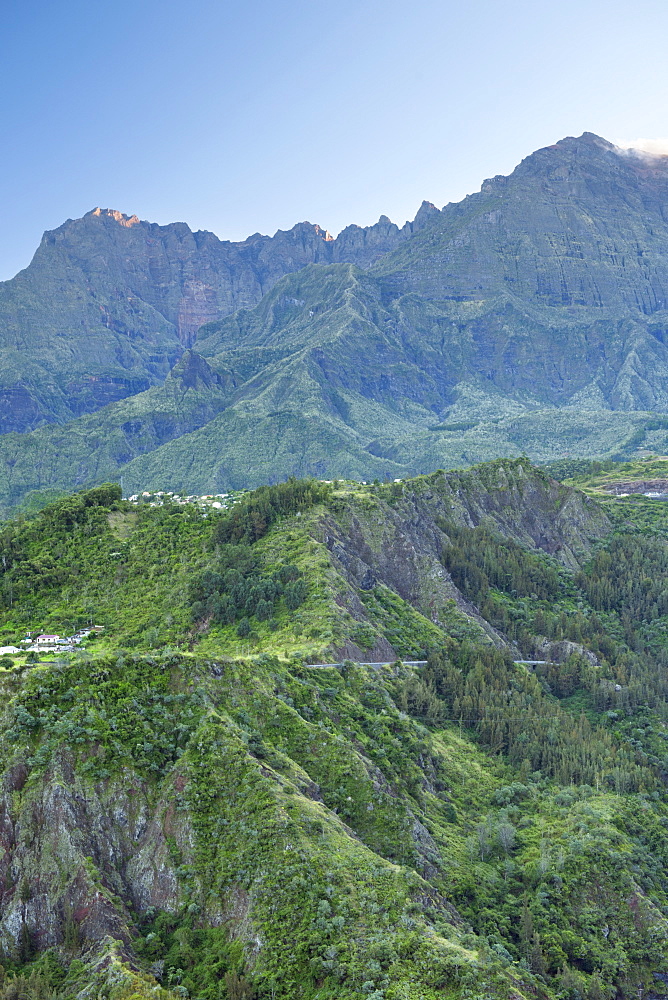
[6,133,668,508]
[0,201,441,434]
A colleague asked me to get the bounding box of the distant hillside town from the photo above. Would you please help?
[126,490,244,511]
[0,626,105,656]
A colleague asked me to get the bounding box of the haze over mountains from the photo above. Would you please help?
[4,132,668,508]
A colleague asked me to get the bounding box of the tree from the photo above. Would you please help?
[476,819,494,861]
[285,578,307,610]
[17,921,34,963]
[255,599,273,622]
[225,971,254,1000]
[497,821,516,855]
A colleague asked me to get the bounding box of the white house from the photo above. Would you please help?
[0,646,19,655]
[32,635,61,651]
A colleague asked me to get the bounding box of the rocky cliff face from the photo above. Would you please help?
[374,133,668,309]
[316,460,610,657]
[0,752,190,952]
[0,206,423,434]
[0,651,477,994]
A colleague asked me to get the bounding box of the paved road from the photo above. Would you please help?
[305,660,428,669]
[306,659,549,669]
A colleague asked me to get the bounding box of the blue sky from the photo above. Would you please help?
[2,0,668,279]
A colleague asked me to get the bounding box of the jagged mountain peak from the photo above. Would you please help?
[85,207,142,226]
[551,130,615,149]
[272,220,335,243]
[410,199,442,229]
[0,195,420,434]
[549,131,668,162]
[511,129,668,183]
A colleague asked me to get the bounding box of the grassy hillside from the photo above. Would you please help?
[1,462,668,999]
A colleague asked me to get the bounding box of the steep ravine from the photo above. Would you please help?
[312,462,610,658]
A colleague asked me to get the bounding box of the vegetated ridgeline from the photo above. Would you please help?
[9,135,668,511]
[2,459,668,999]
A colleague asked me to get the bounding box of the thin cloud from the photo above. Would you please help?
[614,138,668,157]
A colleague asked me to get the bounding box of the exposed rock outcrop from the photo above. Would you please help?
[533,638,601,666]
[0,753,192,953]
[320,460,609,657]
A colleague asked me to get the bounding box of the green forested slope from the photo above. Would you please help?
[4,266,668,510]
[1,462,668,999]
[0,350,234,512]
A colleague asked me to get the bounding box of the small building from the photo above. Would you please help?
[0,646,19,656]
[33,635,61,651]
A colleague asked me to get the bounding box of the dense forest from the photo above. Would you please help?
[1,462,668,1000]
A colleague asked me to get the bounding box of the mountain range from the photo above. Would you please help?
[5,133,668,507]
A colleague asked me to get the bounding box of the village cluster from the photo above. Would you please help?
[0,625,104,657]
[124,480,403,511]
[126,490,243,510]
